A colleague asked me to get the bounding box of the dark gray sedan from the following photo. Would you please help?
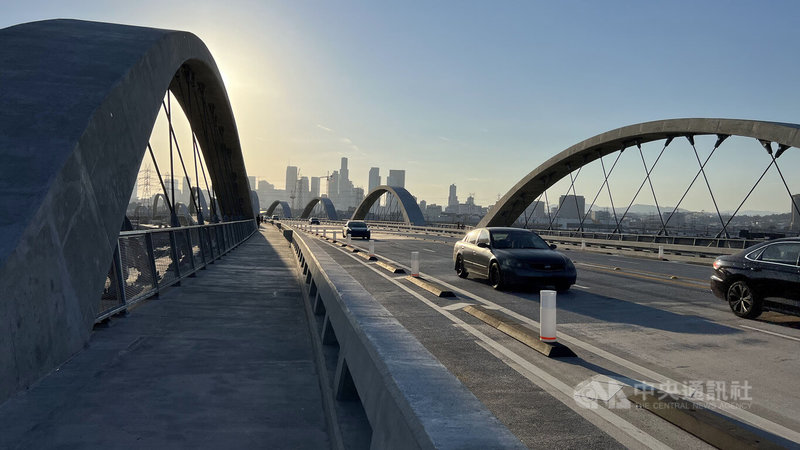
[453,227,576,291]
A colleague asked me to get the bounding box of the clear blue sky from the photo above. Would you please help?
[3,1,799,211]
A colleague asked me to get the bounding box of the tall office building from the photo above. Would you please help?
[340,158,349,184]
[285,166,298,192]
[791,194,800,232]
[310,177,321,199]
[297,176,310,207]
[387,169,405,188]
[328,171,339,198]
[448,184,458,207]
[368,167,381,193]
[557,195,585,220]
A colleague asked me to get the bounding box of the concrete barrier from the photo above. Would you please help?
[291,231,523,449]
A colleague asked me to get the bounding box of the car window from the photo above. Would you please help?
[465,230,479,244]
[476,229,490,245]
[758,243,800,266]
[348,222,367,228]
[490,229,551,249]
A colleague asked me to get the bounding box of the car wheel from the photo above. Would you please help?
[727,280,762,319]
[489,262,503,290]
[455,256,468,278]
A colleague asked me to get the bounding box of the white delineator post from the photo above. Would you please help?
[369,240,375,257]
[323,229,327,238]
[658,245,664,260]
[347,234,351,245]
[411,251,420,277]
[540,290,557,342]
[580,239,586,250]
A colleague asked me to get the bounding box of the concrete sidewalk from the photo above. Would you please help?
[0,227,329,449]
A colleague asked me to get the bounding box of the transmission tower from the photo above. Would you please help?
[139,162,153,202]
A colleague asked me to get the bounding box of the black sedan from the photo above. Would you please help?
[710,237,800,318]
[453,227,576,291]
[343,220,370,240]
[308,217,320,225]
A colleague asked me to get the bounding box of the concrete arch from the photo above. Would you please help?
[352,185,426,226]
[250,190,260,219]
[189,187,209,217]
[151,193,171,219]
[479,118,800,227]
[265,200,293,218]
[300,197,339,220]
[0,19,253,401]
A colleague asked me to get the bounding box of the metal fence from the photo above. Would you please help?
[98,219,257,322]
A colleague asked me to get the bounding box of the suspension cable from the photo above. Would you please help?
[162,96,201,222]
[688,135,728,237]
[637,140,669,234]
[147,142,175,215]
[613,140,669,234]
[657,135,726,236]
[580,150,622,233]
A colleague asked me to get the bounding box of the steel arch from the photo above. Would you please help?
[0,19,252,402]
[478,118,800,228]
[300,197,339,220]
[352,185,426,226]
[265,200,293,218]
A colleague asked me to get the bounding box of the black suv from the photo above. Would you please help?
[710,238,800,318]
[343,220,370,240]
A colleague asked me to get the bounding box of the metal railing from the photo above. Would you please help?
[98,219,257,322]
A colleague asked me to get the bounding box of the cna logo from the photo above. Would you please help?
[572,375,631,410]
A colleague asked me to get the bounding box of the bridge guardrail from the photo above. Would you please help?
[288,225,524,449]
[98,219,257,322]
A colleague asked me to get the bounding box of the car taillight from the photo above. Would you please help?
[713,259,722,270]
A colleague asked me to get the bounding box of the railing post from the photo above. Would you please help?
[145,233,160,294]
[185,229,197,276]
[168,230,182,284]
[112,242,127,307]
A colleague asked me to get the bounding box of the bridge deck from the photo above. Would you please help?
[0,227,329,448]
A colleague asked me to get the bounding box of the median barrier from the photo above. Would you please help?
[290,231,523,449]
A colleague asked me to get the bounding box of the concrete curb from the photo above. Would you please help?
[376,260,406,274]
[405,276,455,298]
[463,305,576,358]
[628,392,784,449]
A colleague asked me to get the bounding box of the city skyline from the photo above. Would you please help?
[3,2,799,209]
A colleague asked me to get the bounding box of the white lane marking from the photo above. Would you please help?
[441,302,475,311]
[423,248,437,253]
[329,244,668,450]
[357,244,800,444]
[740,325,800,342]
[573,284,590,290]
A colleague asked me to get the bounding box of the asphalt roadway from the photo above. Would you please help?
[301,225,800,449]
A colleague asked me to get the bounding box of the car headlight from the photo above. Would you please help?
[502,259,526,268]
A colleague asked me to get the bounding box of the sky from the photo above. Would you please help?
[3,1,800,212]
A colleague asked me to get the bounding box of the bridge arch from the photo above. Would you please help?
[265,200,293,218]
[151,193,171,219]
[300,197,339,220]
[479,118,800,228]
[0,19,253,401]
[352,185,426,226]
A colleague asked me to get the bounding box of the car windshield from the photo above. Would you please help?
[348,222,367,228]
[490,230,550,249]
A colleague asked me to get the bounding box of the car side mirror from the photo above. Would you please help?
[549,244,557,250]
[477,242,490,249]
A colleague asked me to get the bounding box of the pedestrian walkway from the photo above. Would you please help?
[0,227,329,449]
